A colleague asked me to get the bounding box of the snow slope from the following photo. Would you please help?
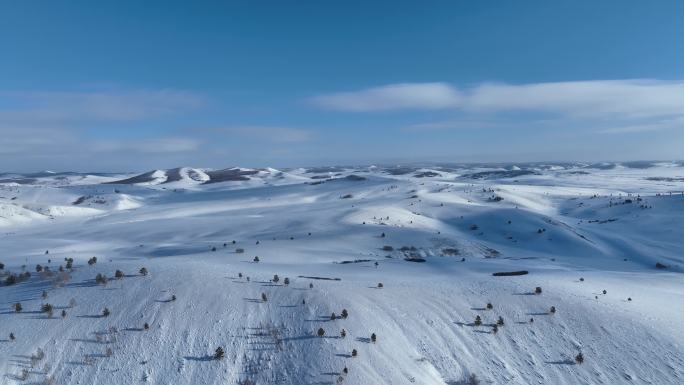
[0,163,683,385]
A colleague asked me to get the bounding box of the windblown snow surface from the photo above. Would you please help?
[1,163,683,385]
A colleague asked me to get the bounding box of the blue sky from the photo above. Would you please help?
[1,0,683,171]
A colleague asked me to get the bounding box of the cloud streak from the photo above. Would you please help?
[310,83,462,111]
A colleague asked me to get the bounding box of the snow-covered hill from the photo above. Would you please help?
[0,163,683,384]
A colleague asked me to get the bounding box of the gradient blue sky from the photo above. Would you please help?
[1,0,684,171]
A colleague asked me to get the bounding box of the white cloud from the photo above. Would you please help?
[317,79,684,134]
[310,83,462,111]
[467,80,684,118]
[200,126,314,142]
[92,137,202,153]
[0,88,205,125]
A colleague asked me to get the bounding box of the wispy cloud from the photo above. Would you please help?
[318,79,684,135]
[198,126,314,142]
[0,88,205,125]
[309,83,462,111]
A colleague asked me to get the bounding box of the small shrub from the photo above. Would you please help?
[95,273,108,285]
[41,303,54,314]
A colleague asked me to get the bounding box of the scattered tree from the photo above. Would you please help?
[36,264,43,273]
[575,352,584,364]
[474,315,482,326]
[95,273,108,285]
[273,274,279,283]
[10,332,16,341]
[253,256,260,263]
[42,290,48,299]
[115,270,124,279]
[486,302,493,310]
[238,272,243,278]
[497,316,504,326]
[171,294,176,301]
[214,347,225,360]
[341,309,348,319]
[102,307,110,317]
[41,303,54,317]
[377,282,384,288]
[139,267,148,276]
[351,349,357,357]
[261,293,267,302]
[309,283,314,289]
[88,257,97,266]
[340,329,346,338]
[69,298,77,308]
[14,302,22,313]
[371,333,377,343]
[535,286,542,295]
[602,290,607,295]
[317,327,325,337]
[144,322,150,330]
[492,324,498,334]
[61,310,67,319]
[331,312,337,320]
[283,277,290,285]
[550,306,556,314]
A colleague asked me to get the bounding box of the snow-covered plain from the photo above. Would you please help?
[1,162,683,385]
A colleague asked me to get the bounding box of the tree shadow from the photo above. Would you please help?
[243,298,262,304]
[355,337,371,343]
[526,312,550,316]
[124,327,144,332]
[77,314,104,319]
[544,359,576,365]
[473,330,491,334]
[513,292,535,296]
[184,355,213,362]
[470,307,486,311]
